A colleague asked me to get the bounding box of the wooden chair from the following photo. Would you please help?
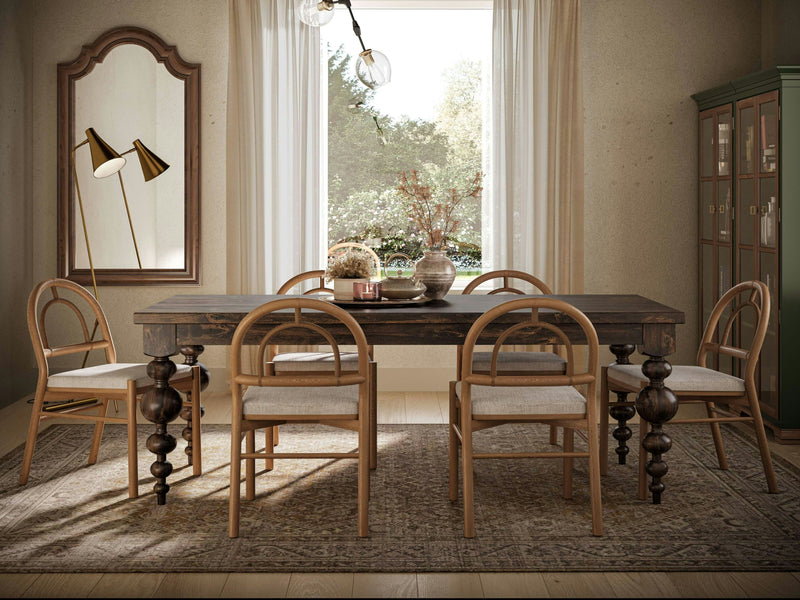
[20,278,201,498]
[601,280,778,499]
[228,297,372,538]
[461,270,566,444]
[450,297,602,538]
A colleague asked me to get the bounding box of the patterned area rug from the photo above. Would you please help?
[0,422,798,573]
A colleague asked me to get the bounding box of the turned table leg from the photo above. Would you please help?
[140,357,184,505]
[608,344,637,465]
[179,345,209,476]
[634,355,679,504]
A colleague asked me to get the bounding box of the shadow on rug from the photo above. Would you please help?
[0,422,798,572]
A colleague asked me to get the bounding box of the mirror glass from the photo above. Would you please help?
[74,44,185,269]
[58,27,199,284]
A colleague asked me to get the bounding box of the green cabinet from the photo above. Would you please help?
[693,67,800,443]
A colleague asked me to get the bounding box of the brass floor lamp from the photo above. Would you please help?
[70,127,170,379]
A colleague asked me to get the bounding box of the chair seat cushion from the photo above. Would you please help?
[242,385,359,416]
[471,351,566,373]
[47,363,192,390]
[272,351,360,372]
[455,382,586,416]
[607,364,745,393]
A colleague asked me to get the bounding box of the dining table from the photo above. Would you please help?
[134,293,685,506]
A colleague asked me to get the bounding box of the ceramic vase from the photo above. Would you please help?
[415,250,456,300]
[333,278,369,301]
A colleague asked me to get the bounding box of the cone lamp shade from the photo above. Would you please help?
[132,139,170,181]
[85,127,126,178]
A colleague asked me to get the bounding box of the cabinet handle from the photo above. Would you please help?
[749,205,757,215]
[718,205,726,214]
[761,204,769,215]
[709,205,716,214]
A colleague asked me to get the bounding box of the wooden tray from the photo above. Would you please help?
[324,297,429,308]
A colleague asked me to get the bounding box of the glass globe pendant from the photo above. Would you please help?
[356,49,391,90]
[296,0,335,27]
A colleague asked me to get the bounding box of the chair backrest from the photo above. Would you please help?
[462,270,553,296]
[327,242,381,278]
[698,280,770,383]
[460,297,599,393]
[27,278,116,378]
[277,270,331,295]
[231,297,370,388]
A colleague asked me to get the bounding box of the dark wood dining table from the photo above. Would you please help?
[134,293,684,506]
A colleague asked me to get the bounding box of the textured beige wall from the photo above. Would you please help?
[582,0,760,367]
[26,0,229,387]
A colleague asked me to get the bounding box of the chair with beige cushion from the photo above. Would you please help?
[228,297,372,538]
[461,270,566,444]
[601,280,778,499]
[449,297,602,538]
[20,278,201,498]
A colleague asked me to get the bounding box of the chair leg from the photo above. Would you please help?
[229,417,243,538]
[191,365,203,476]
[125,386,138,499]
[549,425,559,445]
[563,426,574,499]
[245,430,256,501]
[585,420,603,537]
[705,401,729,470]
[638,420,648,500]
[264,426,274,472]
[461,412,475,538]
[88,398,109,466]
[746,386,779,493]
[19,385,46,485]
[370,360,378,470]
[448,381,459,501]
[599,366,610,476]
[358,406,370,538]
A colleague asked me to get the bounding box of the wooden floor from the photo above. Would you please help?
[2,390,799,598]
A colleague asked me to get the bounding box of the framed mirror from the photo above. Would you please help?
[58,26,199,285]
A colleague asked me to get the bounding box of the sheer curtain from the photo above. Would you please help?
[488,0,584,294]
[226,0,322,296]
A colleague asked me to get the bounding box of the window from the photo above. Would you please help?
[321,2,491,281]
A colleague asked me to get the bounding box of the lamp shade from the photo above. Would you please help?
[296,0,335,26]
[356,49,391,90]
[85,128,126,178]
[132,139,170,181]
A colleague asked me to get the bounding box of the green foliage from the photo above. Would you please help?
[327,45,484,263]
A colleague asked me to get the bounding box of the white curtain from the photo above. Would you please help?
[227,0,322,296]
[488,0,584,294]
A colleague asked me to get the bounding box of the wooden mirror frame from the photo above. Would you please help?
[57,26,200,285]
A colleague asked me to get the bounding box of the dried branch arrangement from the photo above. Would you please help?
[325,251,375,281]
[396,170,483,249]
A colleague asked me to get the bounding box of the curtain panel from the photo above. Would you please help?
[226,0,322,297]
[489,0,584,294]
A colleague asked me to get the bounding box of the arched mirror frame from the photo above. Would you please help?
[57,26,200,285]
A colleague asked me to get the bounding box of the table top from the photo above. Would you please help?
[134,293,684,326]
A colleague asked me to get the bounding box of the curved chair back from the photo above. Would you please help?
[698,280,770,383]
[27,278,116,379]
[231,297,370,388]
[461,297,599,392]
[277,270,331,295]
[463,270,553,296]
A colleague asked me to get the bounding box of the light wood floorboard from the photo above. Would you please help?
[21,573,103,598]
[219,573,292,598]
[730,572,800,598]
[88,573,165,598]
[417,573,483,598]
[541,573,616,598]
[154,573,228,598]
[665,572,748,597]
[287,573,354,597]
[403,392,445,424]
[604,572,682,597]
[0,574,40,598]
[480,572,549,597]
[352,573,418,597]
